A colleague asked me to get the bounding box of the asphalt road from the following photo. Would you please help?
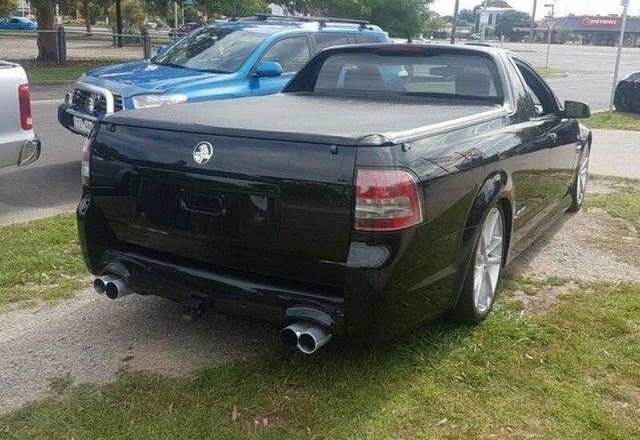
[0,42,638,225]
[0,88,83,225]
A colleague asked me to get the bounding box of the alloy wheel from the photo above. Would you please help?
[472,207,504,315]
[576,148,590,205]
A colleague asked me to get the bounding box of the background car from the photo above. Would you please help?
[0,61,40,169]
[168,22,201,38]
[0,17,37,31]
[58,15,390,136]
[614,73,640,113]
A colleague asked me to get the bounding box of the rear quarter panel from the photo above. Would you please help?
[0,62,33,168]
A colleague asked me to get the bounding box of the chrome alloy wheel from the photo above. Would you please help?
[472,207,504,315]
[576,148,590,205]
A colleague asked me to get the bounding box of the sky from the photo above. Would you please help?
[430,0,640,20]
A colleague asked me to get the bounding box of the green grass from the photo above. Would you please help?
[586,111,640,131]
[0,214,86,310]
[537,67,568,78]
[586,180,640,230]
[1,281,639,439]
[23,61,120,83]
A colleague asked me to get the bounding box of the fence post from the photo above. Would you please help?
[142,33,151,60]
[56,26,67,66]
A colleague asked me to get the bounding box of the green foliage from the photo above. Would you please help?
[197,0,269,18]
[458,8,475,24]
[587,112,640,131]
[0,0,18,18]
[495,9,532,41]
[281,0,431,38]
[109,0,147,31]
[554,28,574,44]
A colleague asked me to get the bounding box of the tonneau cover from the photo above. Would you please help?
[104,93,507,146]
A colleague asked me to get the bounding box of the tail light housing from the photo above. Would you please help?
[18,84,32,131]
[355,169,424,231]
[81,136,92,186]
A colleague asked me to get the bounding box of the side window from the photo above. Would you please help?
[515,61,557,117]
[262,36,311,74]
[315,34,350,51]
[354,35,381,44]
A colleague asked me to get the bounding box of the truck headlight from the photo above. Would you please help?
[132,93,188,109]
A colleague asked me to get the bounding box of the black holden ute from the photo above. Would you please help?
[78,44,592,354]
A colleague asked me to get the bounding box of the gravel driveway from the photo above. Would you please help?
[1,180,638,414]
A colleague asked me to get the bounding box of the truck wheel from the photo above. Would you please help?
[453,204,505,325]
[568,143,590,212]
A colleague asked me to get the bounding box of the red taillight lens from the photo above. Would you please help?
[355,169,423,232]
[81,137,92,186]
[18,84,32,131]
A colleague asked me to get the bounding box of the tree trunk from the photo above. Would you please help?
[34,2,57,63]
[83,0,92,35]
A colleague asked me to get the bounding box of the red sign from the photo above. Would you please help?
[581,16,620,29]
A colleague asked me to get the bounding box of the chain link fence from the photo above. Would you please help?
[0,28,173,64]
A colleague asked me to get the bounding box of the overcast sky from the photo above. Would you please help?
[430,0,640,20]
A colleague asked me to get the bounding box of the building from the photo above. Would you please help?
[473,0,513,33]
[529,16,640,47]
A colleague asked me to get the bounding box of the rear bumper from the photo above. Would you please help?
[78,193,464,341]
[0,135,40,168]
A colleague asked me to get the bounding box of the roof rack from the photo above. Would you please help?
[254,14,371,29]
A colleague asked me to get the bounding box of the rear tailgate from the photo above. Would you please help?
[90,124,357,288]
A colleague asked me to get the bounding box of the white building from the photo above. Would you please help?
[473,1,513,32]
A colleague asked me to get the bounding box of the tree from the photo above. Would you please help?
[198,0,269,18]
[79,0,110,34]
[0,0,17,18]
[458,8,475,24]
[278,0,431,39]
[495,9,532,41]
[554,29,573,44]
[109,0,147,31]
[30,0,71,62]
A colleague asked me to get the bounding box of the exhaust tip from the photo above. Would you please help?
[105,282,119,300]
[279,328,300,349]
[93,277,106,294]
[298,333,317,354]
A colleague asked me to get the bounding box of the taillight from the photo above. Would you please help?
[355,169,423,232]
[81,136,92,186]
[18,84,32,131]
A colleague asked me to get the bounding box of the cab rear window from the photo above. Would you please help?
[313,52,503,102]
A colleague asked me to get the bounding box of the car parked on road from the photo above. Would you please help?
[58,15,389,136]
[0,17,37,31]
[78,43,592,354]
[0,61,40,169]
[614,73,640,113]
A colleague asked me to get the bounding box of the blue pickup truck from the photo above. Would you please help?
[58,15,389,136]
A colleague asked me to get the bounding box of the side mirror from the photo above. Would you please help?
[156,45,168,56]
[253,61,283,79]
[564,101,591,119]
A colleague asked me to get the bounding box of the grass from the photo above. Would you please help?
[0,214,86,310]
[586,111,640,131]
[23,61,121,83]
[537,67,568,78]
[586,179,640,230]
[0,281,639,439]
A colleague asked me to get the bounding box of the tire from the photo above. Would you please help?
[614,84,630,112]
[568,143,590,212]
[453,203,506,325]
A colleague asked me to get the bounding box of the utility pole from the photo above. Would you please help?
[174,1,179,30]
[451,0,461,44]
[115,0,122,48]
[609,0,630,115]
[529,0,538,42]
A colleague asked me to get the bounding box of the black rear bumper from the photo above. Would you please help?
[78,194,464,341]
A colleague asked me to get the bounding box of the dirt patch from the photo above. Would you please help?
[507,281,578,316]
[0,290,278,414]
[506,206,640,283]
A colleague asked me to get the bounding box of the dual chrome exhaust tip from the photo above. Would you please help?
[280,321,333,355]
[93,274,132,300]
